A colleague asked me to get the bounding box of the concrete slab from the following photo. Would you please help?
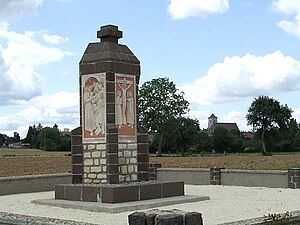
[32,195,209,213]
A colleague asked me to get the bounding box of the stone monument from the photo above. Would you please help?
[55,25,184,203]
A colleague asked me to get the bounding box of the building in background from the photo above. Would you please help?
[206,113,239,133]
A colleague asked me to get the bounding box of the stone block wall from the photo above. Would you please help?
[128,209,203,225]
[82,142,139,184]
[288,168,300,189]
[83,144,107,184]
[118,143,138,182]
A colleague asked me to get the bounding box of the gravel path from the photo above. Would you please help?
[0,185,299,225]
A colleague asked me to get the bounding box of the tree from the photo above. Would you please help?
[246,95,292,155]
[24,124,43,148]
[139,77,189,155]
[293,129,300,151]
[196,132,213,153]
[163,117,200,155]
[13,132,20,142]
[0,133,8,147]
[212,126,234,153]
[37,127,61,151]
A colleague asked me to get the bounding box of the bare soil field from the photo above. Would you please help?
[0,149,71,177]
[1,149,300,177]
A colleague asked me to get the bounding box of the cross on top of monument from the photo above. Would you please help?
[97,25,123,44]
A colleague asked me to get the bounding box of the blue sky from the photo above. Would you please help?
[1,0,300,138]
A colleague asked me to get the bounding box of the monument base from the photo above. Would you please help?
[55,181,184,203]
[33,194,209,214]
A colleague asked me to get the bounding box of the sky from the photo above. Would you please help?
[1,0,300,138]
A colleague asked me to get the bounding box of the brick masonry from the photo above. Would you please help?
[55,25,184,203]
[55,181,184,203]
[78,25,146,185]
[71,127,83,184]
[210,167,221,185]
[149,163,161,180]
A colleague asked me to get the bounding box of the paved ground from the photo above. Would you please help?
[0,185,300,225]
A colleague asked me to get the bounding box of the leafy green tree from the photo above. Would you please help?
[24,123,43,148]
[293,129,300,151]
[25,124,71,151]
[139,77,189,155]
[24,126,34,144]
[13,132,20,142]
[230,130,244,153]
[266,118,300,152]
[196,132,213,153]
[163,117,200,155]
[58,135,71,151]
[246,95,292,155]
[0,133,8,147]
[37,127,61,151]
[212,126,234,153]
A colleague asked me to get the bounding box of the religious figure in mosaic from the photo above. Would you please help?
[116,90,123,129]
[83,75,106,140]
[117,78,133,125]
[126,91,135,128]
[94,81,105,134]
[84,85,96,135]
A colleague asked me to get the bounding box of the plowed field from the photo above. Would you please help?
[1,149,300,177]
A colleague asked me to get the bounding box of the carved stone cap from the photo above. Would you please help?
[97,25,123,43]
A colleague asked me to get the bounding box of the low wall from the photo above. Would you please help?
[221,169,288,188]
[157,168,289,188]
[0,173,71,196]
[0,168,293,196]
[157,168,210,185]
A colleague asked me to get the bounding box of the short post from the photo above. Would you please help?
[288,168,300,189]
[149,163,161,180]
[210,167,221,185]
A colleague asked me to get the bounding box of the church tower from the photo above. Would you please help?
[208,113,217,128]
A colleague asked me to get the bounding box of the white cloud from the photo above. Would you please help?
[277,15,300,38]
[0,0,43,22]
[0,22,71,104]
[272,0,300,38]
[168,0,229,19]
[292,108,300,123]
[180,50,300,105]
[272,0,300,15]
[42,32,69,45]
[223,111,251,131]
[187,109,209,129]
[0,91,79,138]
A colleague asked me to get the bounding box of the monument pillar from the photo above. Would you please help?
[79,25,148,184]
[55,25,185,204]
